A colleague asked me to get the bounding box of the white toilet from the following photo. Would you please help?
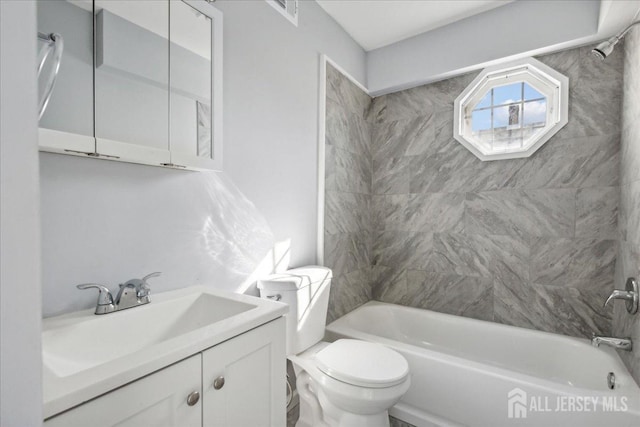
[258,266,410,427]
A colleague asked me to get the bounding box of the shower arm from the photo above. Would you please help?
[611,20,640,43]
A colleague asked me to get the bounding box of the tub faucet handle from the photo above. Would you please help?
[604,290,633,306]
[603,278,638,314]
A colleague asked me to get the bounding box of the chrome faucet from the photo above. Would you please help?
[77,272,161,314]
[604,278,638,314]
[591,335,633,351]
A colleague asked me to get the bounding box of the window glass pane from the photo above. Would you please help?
[474,90,492,109]
[523,99,546,127]
[471,109,491,132]
[508,104,521,127]
[493,128,523,151]
[522,125,543,143]
[493,82,522,106]
[476,131,493,147]
[492,106,510,129]
[523,83,544,101]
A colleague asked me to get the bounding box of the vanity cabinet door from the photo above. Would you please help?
[202,318,286,427]
[44,355,202,427]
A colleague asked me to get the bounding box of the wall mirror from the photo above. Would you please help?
[37,0,223,171]
[37,0,95,153]
[94,0,170,162]
[169,0,222,170]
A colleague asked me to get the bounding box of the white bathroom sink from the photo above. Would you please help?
[42,286,287,419]
[43,292,253,377]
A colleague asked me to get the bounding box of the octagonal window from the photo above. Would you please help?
[454,58,568,161]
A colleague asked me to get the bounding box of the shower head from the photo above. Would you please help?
[591,36,619,60]
[591,20,640,60]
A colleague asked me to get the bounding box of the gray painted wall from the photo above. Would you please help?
[325,44,624,338]
[0,1,43,425]
[214,0,365,266]
[324,64,372,323]
[40,0,366,316]
[614,26,640,385]
[40,155,280,316]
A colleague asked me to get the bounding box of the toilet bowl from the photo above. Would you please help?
[291,340,410,427]
[258,266,410,427]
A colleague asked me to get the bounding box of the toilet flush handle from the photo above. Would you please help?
[266,294,281,301]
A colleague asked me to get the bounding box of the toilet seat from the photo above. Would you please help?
[315,339,409,388]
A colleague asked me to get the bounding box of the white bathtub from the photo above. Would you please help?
[325,301,640,427]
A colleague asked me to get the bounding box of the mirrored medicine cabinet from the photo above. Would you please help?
[37,0,222,171]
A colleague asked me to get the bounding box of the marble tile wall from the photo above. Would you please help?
[369,45,623,338]
[614,26,640,385]
[324,63,373,323]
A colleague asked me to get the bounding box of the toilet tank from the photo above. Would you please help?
[258,266,332,355]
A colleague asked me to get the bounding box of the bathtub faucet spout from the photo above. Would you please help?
[591,335,632,351]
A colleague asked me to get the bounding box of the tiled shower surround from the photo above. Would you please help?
[613,26,640,383]
[325,43,626,338]
[324,64,374,323]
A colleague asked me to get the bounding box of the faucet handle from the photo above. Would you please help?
[76,284,115,314]
[138,272,161,298]
[604,289,631,307]
[142,272,161,282]
[77,284,114,304]
[603,278,638,314]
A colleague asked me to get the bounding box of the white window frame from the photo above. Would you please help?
[454,57,569,161]
[265,0,298,27]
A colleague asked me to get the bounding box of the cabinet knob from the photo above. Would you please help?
[213,376,225,390]
[187,391,200,406]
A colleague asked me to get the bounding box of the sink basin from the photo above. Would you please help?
[42,286,287,419]
[43,293,254,377]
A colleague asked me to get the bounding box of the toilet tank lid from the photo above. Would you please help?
[258,266,332,291]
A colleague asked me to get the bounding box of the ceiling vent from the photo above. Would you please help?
[266,0,298,27]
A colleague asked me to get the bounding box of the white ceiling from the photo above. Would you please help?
[316,0,514,51]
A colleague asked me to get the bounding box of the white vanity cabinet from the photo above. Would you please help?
[44,318,286,427]
[44,354,202,427]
